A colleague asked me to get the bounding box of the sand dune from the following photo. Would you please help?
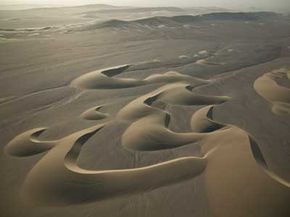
[249,137,290,188]
[254,68,290,115]
[191,106,225,133]
[71,65,209,90]
[80,105,109,120]
[5,128,57,157]
[117,83,227,121]
[21,124,207,205]
[5,68,289,211]
[121,110,203,151]
[144,71,208,84]
[5,103,287,212]
[120,84,228,151]
[70,65,145,89]
[156,84,229,105]
[202,124,289,217]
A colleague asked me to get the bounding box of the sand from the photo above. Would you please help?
[0,6,290,217]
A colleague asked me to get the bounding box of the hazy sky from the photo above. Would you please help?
[1,0,290,10]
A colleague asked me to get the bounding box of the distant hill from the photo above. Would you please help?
[195,11,280,21]
[85,7,184,14]
[82,12,281,30]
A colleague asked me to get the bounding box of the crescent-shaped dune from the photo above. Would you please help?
[70,65,209,90]
[254,68,290,115]
[202,125,290,217]
[80,105,109,120]
[121,112,203,151]
[189,106,290,217]
[204,106,290,189]
[158,84,229,105]
[117,83,228,121]
[70,65,145,89]
[144,71,209,85]
[121,85,228,151]
[190,106,225,133]
[21,124,207,206]
[5,128,57,157]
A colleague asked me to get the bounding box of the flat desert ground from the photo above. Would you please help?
[0,5,290,217]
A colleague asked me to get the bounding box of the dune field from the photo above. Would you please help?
[0,4,290,217]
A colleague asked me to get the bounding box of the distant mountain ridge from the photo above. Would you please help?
[83,12,281,30]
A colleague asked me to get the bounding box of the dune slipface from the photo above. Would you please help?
[254,68,290,115]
